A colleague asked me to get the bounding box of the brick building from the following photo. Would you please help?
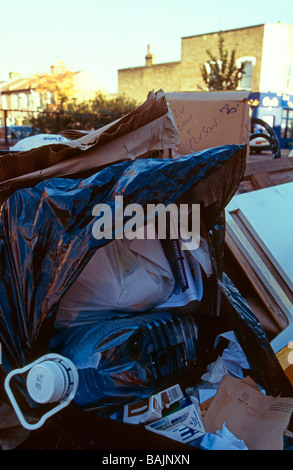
[118,23,293,104]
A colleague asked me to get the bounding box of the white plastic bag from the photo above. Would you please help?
[10,134,69,151]
[55,230,175,328]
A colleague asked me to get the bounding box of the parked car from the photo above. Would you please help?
[0,125,40,148]
[249,135,272,154]
[249,117,280,159]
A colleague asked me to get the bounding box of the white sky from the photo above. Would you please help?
[1,0,293,93]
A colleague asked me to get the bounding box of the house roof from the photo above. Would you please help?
[0,69,103,96]
[0,76,35,93]
[181,22,293,40]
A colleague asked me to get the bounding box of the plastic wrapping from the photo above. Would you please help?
[219,273,293,397]
[49,311,199,409]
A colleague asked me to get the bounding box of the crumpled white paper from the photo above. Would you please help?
[200,423,249,450]
[201,356,227,384]
[187,331,253,406]
[214,331,251,378]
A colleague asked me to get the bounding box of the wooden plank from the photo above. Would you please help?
[229,154,293,335]
[244,295,281,337]
[244,157,293,179]
[227,183,293,292]
[238,157,293,194]
[226,229,289,330]
[231,210,293,305]
[225,215,291,329]
[270,169,293,187]
[250,173,274,190]
[237,180,255,194]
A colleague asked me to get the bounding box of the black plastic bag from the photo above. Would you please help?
[1,143,291,416]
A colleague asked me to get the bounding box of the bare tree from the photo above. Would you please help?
[200,32,245,91]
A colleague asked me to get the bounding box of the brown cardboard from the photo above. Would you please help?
[123,395,162,425]
[166,91,250,156]
[123,384,183,425]
[277,346,293,386]
[0,90,179,204]
[202,374,293,450]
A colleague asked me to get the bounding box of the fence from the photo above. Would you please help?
[0,108,99,149]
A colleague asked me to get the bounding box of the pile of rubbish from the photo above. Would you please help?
[0,90,293,451]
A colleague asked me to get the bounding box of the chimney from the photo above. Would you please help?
[145,44,156,67]
[9,71,22,80]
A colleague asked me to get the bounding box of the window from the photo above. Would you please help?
[204,60,222,90]
[30,90,41,109]
[281,109,293,139]
[236,57,256,90]
[1,94,8,110]
[10,94,18,109]
[18,93,28,109]
[286,63,293,92]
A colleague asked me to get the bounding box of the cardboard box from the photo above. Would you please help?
[0,90,179,204]
[145,403,205,444]
[166,91,250,156]
[123,395,162,425]
[123,384,184,424]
